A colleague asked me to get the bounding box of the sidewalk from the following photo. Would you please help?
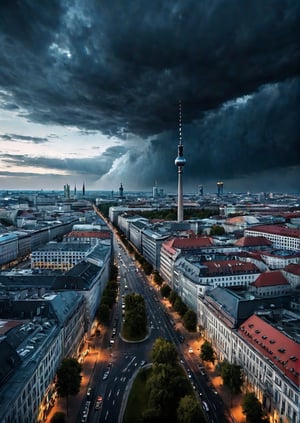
[45,345,100,423]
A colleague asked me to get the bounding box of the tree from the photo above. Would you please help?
[122,293,147,340]
[174,297,188,316]
[50,412,66,423]
[143,261,153,275]
[151,337,178,366]
[153,271,163,286]
[177,395,204,423]
[168,290,178,306]
[220,361,243,394]
[200,341,215,364]
[146,362,189,422]
[55,358,82,416]
[160,283,171,298]
[97,303,110,324]
[209,224,225,236]
[242,392,267,423]
[183,309,197,332]
[141,407,162,422]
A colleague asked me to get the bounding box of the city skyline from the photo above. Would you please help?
[0,1,299,193]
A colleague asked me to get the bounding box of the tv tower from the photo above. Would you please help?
[175,101,186,222]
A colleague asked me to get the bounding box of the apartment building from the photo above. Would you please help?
[236,314,300,423]
[0,233,18,265]
[129,220,150,252]
[248,271,291,297]
[160,236,216,287]
[0,291,85,423]
[283,264,300,289]
[244,225,300,252]
[31,243,94,271]
[64,230,112,245]
[141,226,171,270]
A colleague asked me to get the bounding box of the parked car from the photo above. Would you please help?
[202,401,209,412]
[102,371,109,380]
[94,395,103,410]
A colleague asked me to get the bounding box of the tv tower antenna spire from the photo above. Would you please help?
[175,101,186,222]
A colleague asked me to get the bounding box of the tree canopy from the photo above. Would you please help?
[151,337,178,367]
[55,357,82,416]
[200,341,215,364]
[183,309,197,332]
[242,392,268,423]
[56,358,82,398]
[220,361,243,394]
[177,395,204,423]
[122,293,147,340]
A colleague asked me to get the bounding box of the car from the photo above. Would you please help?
[86,387,92,399]
[102,371,109,380]
[202,401,209,412]
[188,347,193,353]
[140,360,146,366]
[94,395,103,410]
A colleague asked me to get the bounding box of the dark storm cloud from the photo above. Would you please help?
[117,78,300,192]
[0,145,126,179]
[1,133,49,144]
[0,0,299,191]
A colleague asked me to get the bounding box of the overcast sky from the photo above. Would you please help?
[0,0,299,194]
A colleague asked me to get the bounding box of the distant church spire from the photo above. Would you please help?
[119,182,124,199]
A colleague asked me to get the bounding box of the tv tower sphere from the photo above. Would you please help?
[175,153,186,167]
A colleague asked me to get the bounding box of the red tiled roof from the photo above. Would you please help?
[162,239,178,255]
[284,263,300,276]
[171,236,214,249]
[251,271,289,288]
[237,251,264,261]
[162,236,213,255]
[246,224,300,238]
[239,314,300,387]
[0,319,24,335]
[203,260,259,275]
[235,236,272,247]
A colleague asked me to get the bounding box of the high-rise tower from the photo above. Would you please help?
[175,102,186,222]
[217,181,224,196]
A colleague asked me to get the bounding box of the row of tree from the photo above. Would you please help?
[159,283,197,332]
[199,341,268,422]
[96,263,119,325]
[125,337,205,423]
[50,263,120,422]
[122,293,147,340]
